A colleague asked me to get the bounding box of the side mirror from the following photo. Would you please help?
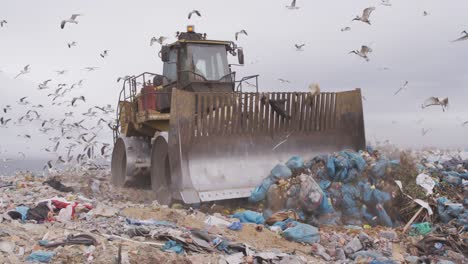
[237,48,244,65]
[160,46,170,62]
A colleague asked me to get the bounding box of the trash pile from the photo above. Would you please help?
[249,148,468,263]
[0,148,466,263]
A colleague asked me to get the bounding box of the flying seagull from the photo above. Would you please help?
[235,30,248,40]
[278,78,290,83]
[188,10,201,19]
[14,64,30,79]
[68,41,77,48]
[352,7,376,25]
[286,0,299,9]
[421,128,431,136]
[295,44,305,51]
[3,105,11,113]
[71,96,86,106]
[349,45,373,61]
[61,14,82,29]
[421,97,449,111]
[393,81,409,95]
[423,11,430,16]
[380,0,391,7]
[117,75,131,82]
[452,31,468,42]
[0,117,11,126]
[309,83,321,97]
[84,67,99,72]
[100,50,109,58]
[38,79,52,89]
[56,70,67,75]
[341,27,351,32]
[462,120,468,126]
[150,36,167,46]
[0,20,7,27]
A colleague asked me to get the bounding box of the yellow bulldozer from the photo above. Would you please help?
[111,26,366,205]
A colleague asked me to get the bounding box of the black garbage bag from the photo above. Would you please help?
[43,177,74,192]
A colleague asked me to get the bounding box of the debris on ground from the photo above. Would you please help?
[0,147,466,263]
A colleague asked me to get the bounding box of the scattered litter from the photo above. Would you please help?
[26,251,56,263]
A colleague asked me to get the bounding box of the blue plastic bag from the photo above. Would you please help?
[27,251,56,263]
[318,192,335,214]
[376,204,393,227]
[227,221,242,231]
[249,175,274,203]
[15,206,29,222]
[271,164,292,180]
[232,210,265,224]
[162,240,184,254]
[283,222,320,244]
[286,156,304,170]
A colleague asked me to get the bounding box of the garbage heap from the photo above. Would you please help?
[249,149,401,228]
[246,148,468,262]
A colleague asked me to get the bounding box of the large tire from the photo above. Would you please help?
[111,138,127,187]
[151,136,172,205]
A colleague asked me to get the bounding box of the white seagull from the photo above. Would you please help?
[61,14,82,29]
[295,44,305,51]
[352,7,376,25]
[68,41,77,48]
[14,64,30,79]
[235,30,248,40]
[150,36,167,46]
[188,10,201,19]
[349,45,373,61]
[0,20,7,27]
[452,31,468,42]
[100,50,109,58]
[286,0,299,9]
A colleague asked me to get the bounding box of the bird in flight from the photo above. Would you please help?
[421,97,449,112]
[393,81,409,95]
[278,78,290,83]
[235,30,248,41]
[71,96,86,106]
[462,120,468,126]
[150,36,167,46]
[286,0,299,9]
[56,70,67,75]
[3,105,11,114]
[341,27,351,32]
[61,14,82,29]
[309,83,321,97]
[0,117,11,126]
[117,75,131,83]
[0,20,7,27]
[295,44,305,51]
[452,31,468,42]
[380,0,391,7]
[188,10,201,19]
[84,67,99,72]
[100,50,109,58]
[14,64,30,79]
[68,41,77,48]
[421,128,431,136]
[423,11,430,16]
[349,45,373,61]
[38,79,52,90]
[352,7,376,25]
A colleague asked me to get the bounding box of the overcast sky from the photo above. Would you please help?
[1,0,468,159]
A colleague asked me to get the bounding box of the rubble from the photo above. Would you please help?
[0,147,466,263]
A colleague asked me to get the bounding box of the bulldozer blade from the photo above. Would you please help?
[168,88,365,204]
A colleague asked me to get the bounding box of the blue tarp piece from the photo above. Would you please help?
[227,221,242,231]
[249,175,274,203]
[283,222,320,244]
[15,206,29,222]
[360,182,391,206]
[272,218,297,230]
[125,218,177,227]
[361,205,377,226]
[437,197,466,226]
[286,156,304,170]
[341,184,361,217]
[26,251,56,263]
[161,240,184,254]
[318,192,335,214]
[232,210,265,224]
[376,204,393,227]
[271,164,292,180]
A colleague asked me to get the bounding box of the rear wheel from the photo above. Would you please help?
[151,136,172,205]
[111,138,127,187]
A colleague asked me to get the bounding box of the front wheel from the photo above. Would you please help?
[151,136,172,205]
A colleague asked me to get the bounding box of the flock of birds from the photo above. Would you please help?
[0,1,468,171]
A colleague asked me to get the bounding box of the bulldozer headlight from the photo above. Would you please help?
[187,25,194,33]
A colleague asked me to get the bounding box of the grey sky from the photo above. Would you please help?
[1,0,468,160]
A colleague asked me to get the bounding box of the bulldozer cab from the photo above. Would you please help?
[160,26,240,93]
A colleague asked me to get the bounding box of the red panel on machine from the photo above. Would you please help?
[139,86,157,111]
